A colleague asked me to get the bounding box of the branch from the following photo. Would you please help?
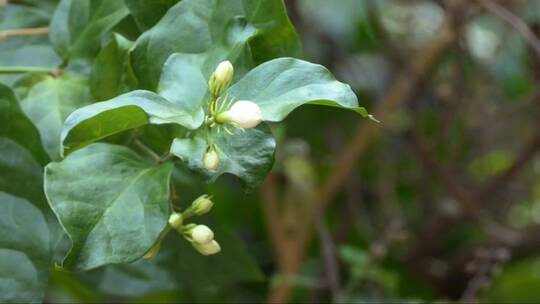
[406,132,479,217]
[264,4,463,302]
[0,66,58,74]
[0,27,48,40]
[133,139,161,162]
[317,13,457,213]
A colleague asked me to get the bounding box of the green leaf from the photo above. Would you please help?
[20,73,93,160]
[12,73,51,101]
[61,90,198,154]
[131,0,301,90]
[0,139,46,211]
[170,124,275,189]
[90,33,137,100]
[227,58,368,122]
[156,17,260,128]
[0,83,48,165]
[123,0,179,31]
[0,192,51,303]
[79,259,177,298]
[157,54,208,130]
[0,4,50,30]
[44,143,173,271]
[49,0,129,61]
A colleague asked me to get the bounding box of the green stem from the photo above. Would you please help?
[133,139,161,162]
[0,66,59,74]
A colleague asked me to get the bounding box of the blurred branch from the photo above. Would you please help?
[478,0,540,57]
[314,215,343,304]
[0,27,49,40]
[317,10,459,215]
[264,2,466,302]
[406,132,479,217]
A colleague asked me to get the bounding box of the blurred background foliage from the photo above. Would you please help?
[3,0,540,303]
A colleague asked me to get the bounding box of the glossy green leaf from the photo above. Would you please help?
[0,192,51,303]
[156,17,260,129]
[227,58,368,122]
[0,139,46,211]
[0,83,48,165]
[61,90,198,154]
[0,4,49,29]
[170,124,275,189]
[90,33,137,100]
[78,258,177,298]
[44,143,173,271]
[124,0,179,30]
[49,0,129,61]
[20,73,93,160]
[131,0,301,90]
[12,73,51,101]
[157,54,208,130]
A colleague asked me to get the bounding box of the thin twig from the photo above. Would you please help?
[0,27,49,40]
[0,66,58,74]
[406,132,479,216]
[478,0,540,57]
[133,139,161,162]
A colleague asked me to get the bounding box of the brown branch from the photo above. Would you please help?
[0,27,49,40]
[264,4,464,302]
[406,132,479,217]
[317,13,457,214]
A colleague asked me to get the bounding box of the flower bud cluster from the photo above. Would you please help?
[144,194,219,259]
[183,223,221,256]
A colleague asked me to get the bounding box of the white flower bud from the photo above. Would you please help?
[191,224,214,244]
[217,100,262,128]
[193,240,221,256]
[203,148,220,171]
[190,194,214,216]
[214,60,233,83]
[209,60,234,96]
[168,212,183,229]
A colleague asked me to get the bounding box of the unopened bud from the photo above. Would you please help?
[191,224,214,244]
[190,194,214,216]
[209,60,234,96]
[203,148,220,171]
[168,212,183,229]
[216,100,262,128]
[193,240,221,256]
